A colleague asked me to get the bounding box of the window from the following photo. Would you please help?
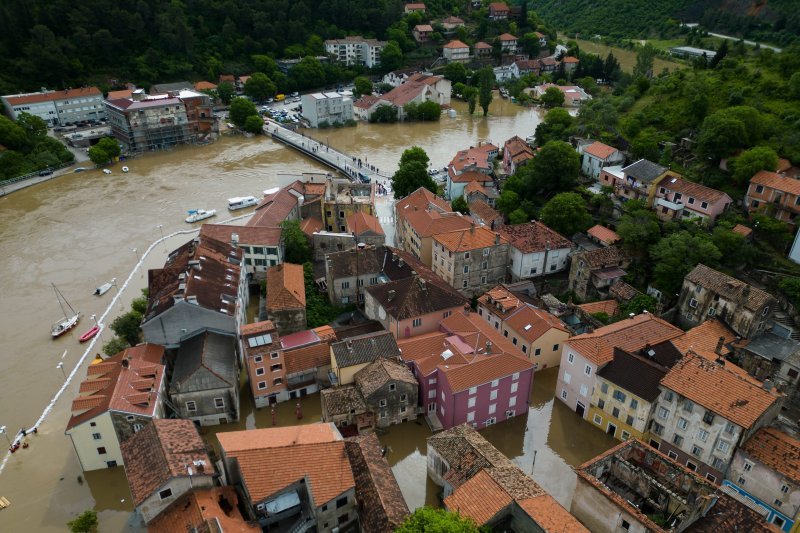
[468,397,476,408]
[725,422,736,435]
[467,411,475,422]
[773,516,786,529]
[686,461,698,472]
[630,399,639,411]
[553,344,560,352]
[338,515,348,526]
[488,404,496,414]
[664,391,674,402]
[626,415,634,426]
[271,364,282,372]
[378,399,387,408]
[564,372,571,384]
[380,410,387,419]
[683,400,694,413]
[271,352,280,360]
[701,201,708,209]
[491,379,499,388]
[593,414,602,424]
[667,450,679,460]
[214,398,225,409]
[428,377,437,385]
[258,381,267,390]
[254,355,263,363]
[621,431,630,440]
[781,484,790,494]
[697,429,709,442]
[691,445,703,457]
[688,197,695,205]
[678,417,688,430]
[612,390,626,402]
[743,461,753,472]
[464,252,471,259]
[673,434,684,446]
[412,318,422,327]
[712,457,725,470]
[561,389,567,400]
[512,372,519,381]
[256,367,265,376]
[483,248,490,256]
[717,440,730,453]
[755,185,764,194]
[512,337,518,345]
[612,407,620,418]
[400,394,407,402]
[463,265,469,274]
[621,519,631,531]
[159,488,173,500]
[600,383,609,394]
[92,433,101,440]
[535,348,541,356]
[522,345,528,353]
[598,399,605,409]
[469,386,477,395]
[580,384,589,397]
[490,390,498,400]
[509,396,516,407]
[658,407,669,419]
[689,298,698,308]
[462,280,468,288]
[389,383,396,392]
[186,401,197,412]
[481,261,488,270]
[510,382,518,394]
[737,476,746,485]
[341,281,350,289]
[428,390,436,399]
[336,496,348,509]
[584,365,592,377]
[703,411,715,424]
[273,378,283,386]
[706,473,717,483]
[568,353,574,364]
[97,447,107,455]
[485,417,496,426]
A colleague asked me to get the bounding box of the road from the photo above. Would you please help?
[681,23,782,52]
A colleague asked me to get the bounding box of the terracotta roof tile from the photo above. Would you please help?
[449,169,494,183]
[504,304,568,343]
[732,224,753,237]
[247,186,301,228]
[444,469,512,524]
[240,320,276,336]
[395,186,451,215]
[449,144,497,174]
[688,492,781,533]
[121,419,212,506]
[433,225,506,252]
[740,427,800,484]
[568,313,683,366]
[200,223,282,247]
[147,486,258,532]
[355,358,417,398]
[574,246,628,269]
[439,352,532,392]
[321,385,368,416]
[660,176,731,205]
[464,180,498,197]
[331,331,401,368]
[346,211,384,236]
[443,40,469,49]
[468,199,502,226]
[661,353,779,429]
[562,56,580,63]
[218,424,355,506]
[475,41,492,49]
[750,170,800,196]
[500,221,572,254]
[415,24,434,32]
[396,332,450,366]
[498,33,517,41]
[403,208,474,238]
[266,263,306,310]
[477,285,525,319]
[587,224,620,245]
[517,494,589,532]
[354,95,380,110]
[299,216,323,236]
[685,264,775,313]
[5,86,101,105]
[284,342,332,375]
[577,299,619,317]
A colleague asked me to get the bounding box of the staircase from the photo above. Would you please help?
[773,311,800,342]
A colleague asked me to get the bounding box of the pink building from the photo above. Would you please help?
[398,310,534,430]
[654,175,732,225]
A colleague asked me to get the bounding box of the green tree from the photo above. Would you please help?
[778,277,800,308]
[508,208,529,224]
[88,145,111,166]
[380,42,404,73]
[97,137,121,159]
[633,43,657,79]
[68,510,98,533]
[280,220,312,264]
[478,67,494,116]
[395,507,484,533]
[534,108,573,146]
[102,337,130,357]
[630,128,661,162]
[392,160,437,199]
[217,81,234,105]
[650,232,721,295]
[790,72,800,100]
[540,192,592,237]
[451,195,469,214]
[463,86,478,115]
[110,310,143,346]
[697,112,747,160]
[229,97,258,128]
[87,137,121,166]
[303,262,343,328]
[353,76,373,98]
[732,146,779,186]
[525,140,580,194]
[752,214,793,250]
[416,101,442,121]
[290,56,325,91]
[244,72,277,101]
[620,294,658,316]
[540,86,565,108]
[16,112,47,139]
[399,146,430,168]
[712,225,757,269]
[251,54,278,77]
[369,105,399,123]
[443,62,468,84]
[496,189,520,216]
[243,114,264,134]
[617,206,660,252]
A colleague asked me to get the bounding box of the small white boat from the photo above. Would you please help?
[263,187,280,196]
[94,281,114,296]
[51,284,80,338]
[121,166,129,173]
[185,209,217,223]
[103,169,112,175]
[228,196,259,210]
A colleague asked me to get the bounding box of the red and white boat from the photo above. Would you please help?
[51,284,80,338]
[79,326,100,343]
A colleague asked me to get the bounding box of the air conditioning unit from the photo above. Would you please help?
[505,410,514,417]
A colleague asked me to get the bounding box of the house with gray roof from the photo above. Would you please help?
[330,331,401,385]
[169,330,240,426]
[738,322,800,385]
[599,158,671,205]
[320,385,374,436]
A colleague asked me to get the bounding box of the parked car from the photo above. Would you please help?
[73,167,87,173]
[38,169,53,176]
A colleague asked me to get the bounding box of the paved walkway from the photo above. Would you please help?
[263,118,392,181]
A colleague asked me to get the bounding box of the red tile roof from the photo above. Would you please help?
[346,211,384,236]
[478,285,524,320]
[106,89,133,100]
[285,342,332,375]
[4,86,101,105]
[415,24,434,32]
[266,263,306,310]
[661,353,779,429]
[396,186,451,215]
[121,419,212,506]
[193,81,218,91]
[587,224,620,245]
[200,223,281,246]
[354,95,380,110]
[732,224,753,237]
[568,313,683,366]
[504,304,568,343]
[750,170,800,196]
[218,424,355,506]
[299,216,323,236]
[433,225,505,252]
[443,40,469,49]
[402,208,473,238]
[147,486,258,532]
[561,56,580,63]
[660,176,731,204]
[468,199,502,225]
[498,33,518,41]
[450,144,497,174]
[740,427,800,484]
[474,41,493,49]
[380,81,428,107]
[499,221,572,254]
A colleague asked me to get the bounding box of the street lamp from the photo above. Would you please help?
[132,248,139,263]
[0,426,11,447]
[156,224,167,252]
[56,362,67,380]
[90,314,98,327]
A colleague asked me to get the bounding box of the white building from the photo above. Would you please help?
[499,221,574,281]
[325,36,387,68]
[443,40,470,63]
[579,141,625,180]
[301,92,353,127]
[2,87,106,126]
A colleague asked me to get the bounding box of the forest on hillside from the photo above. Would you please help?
[0,0,410,92]
[529,0,800,45]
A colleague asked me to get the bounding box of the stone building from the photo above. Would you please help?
[431,224,509,296]
[265,263,307,335]
[568,246,630,301]
[677,263,776,338]
[354,358,419,427]
[320,385,374,435]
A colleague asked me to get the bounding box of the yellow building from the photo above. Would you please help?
[322,177,375,233]
[330,331,401,385]
[502,303,570,371]
[588,346,671,441]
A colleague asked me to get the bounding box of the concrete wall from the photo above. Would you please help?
[588,381,652,441]
[442,369,532,430]
[68,412,123,472]
[314,487,358,532]
[571,476,651,533]
[505,327,568,371]
[556,346,596,419]
[728,451,800,524]
[138,475,214,523]
[508,246,571,281]
[267,307,306,335]
[677,278,773,339]
[172,380,239,426]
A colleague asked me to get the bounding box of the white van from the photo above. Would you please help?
[227,196,259,210]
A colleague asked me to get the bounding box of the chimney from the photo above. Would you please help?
[741,284,751,303]
[485,340,493,353]
[121,359,129,369]
[470,223,475,234]
[495,233,500,245]
[763,379,773,392]
[231,233,239,245]
[388,289,396,301]
[714,336,725,356]
[419,278,427,290]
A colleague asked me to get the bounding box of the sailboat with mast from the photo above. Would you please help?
[51,284,81,338]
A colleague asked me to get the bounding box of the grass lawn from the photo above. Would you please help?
[561,35,686,73]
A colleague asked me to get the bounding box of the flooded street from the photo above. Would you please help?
[0,96,609,532]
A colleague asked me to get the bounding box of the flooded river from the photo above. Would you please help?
[0,96,614,531]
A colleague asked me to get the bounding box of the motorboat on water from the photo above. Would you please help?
[102,169,112,174]
[228,196,259,210]
[79,326,100,343]
[94,280,115,296]
[51,284,80,338]
[122,166,129,173]
[185,209,217,223]
[263,187,280,196]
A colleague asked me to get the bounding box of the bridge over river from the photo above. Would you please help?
[263,118,392,183]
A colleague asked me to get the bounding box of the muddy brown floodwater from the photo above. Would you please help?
[0,96,614,531]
